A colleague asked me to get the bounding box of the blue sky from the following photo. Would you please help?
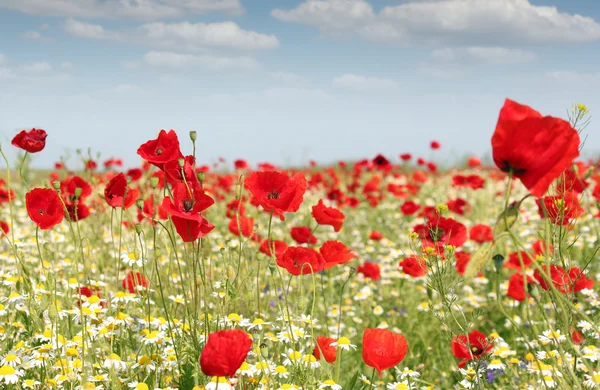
[1,0,599,169]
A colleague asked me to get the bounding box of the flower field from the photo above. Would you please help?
[0,99,599,389]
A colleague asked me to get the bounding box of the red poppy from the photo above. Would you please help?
[504,251,533,270]
[372,154,391,170]
[447,198,470,216]
[369,231,383,241]
[61,176,92,202]
[122,271,149,293]
[200,329,252,377]
[400,256,427,277]
[312,199,345,232]
[557,161,589,194]
[534,264,570,294]
[277,246,325,276]
[430,140,441,150]
[259,239,287,258]
[0,188,15,204]
[163,155,200,187]
[532,239,553,257]
[362,328,408,375]
[104,173,138,209]
[451,330,493,368]
[491,98,580,197]
[244,171,306,221]
[65,201,91,222]
[469,224,494,243]
[12,128,47,153]
[454,251,472,276]
[400,153,412,161]
[313,336,337,363]
[25,188,65,230]
[291,226,317,245]
[536,191,583,225]
[228,214,257,240]
[126,168,143,182]
[568,267,594,292]
[137,129,184,169]
[0,221,9,237]
[319,241,356,270]
[161,183,215,242]
[413,217,467,249]
[426,162,437,173]
[357,261,380,281]
[234,159,249,170]
[86,160,97,170]
[467,157,481,168]
[507,273,534,302]
[400,201,420,216]
[452,174,485,190]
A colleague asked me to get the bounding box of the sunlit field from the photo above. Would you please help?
[0,99,598,390]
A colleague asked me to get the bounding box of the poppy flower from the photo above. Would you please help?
[0,221,9,237]
[290,226,317,245]
[244,171,306,221]
[259,239,287,258]
[504,251,533,270]
[536,191,583,226]
[313,336,337,363]
[372,154,391,170]
[507,273,534,302]
[122,271,149,293]
[0,188,15,204]
[126,168,143,182]
[11,128,47,153]
[369,231,383,241]
[228,214,257,240]
[104,173,138,209]
[61,176,92,202]
[137,129,184,169]
[86,160,97,170]
[400,153,412,161]
[426,162,437,173]
[319,241,356,270]
[430,140,441,150]
[200,329,252,377]
[534,264,570,294]
[469,224,494,243]
[452,174,485,190]
[447,198,470,216]
[362,328,408,375]
[467,157,481,168]
[451,330,493,368]
[357,262,380,281]
[234,159,249,170]
[454,251,472,276]
[161,183,215,242]
[491,98,580,197]
[413,217,468,249]
[163,155,200,188]
[532,239,553,257]
[400,256,427,277]
[25,188,65,230]
[277,246,325,276]
[400,201,420,216]
[312,200,345,232]
[557,161,589,194]
[568,267,594,292]
[65,201,91,222]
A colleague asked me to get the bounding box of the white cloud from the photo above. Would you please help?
[268,71,310,84]
[545,71,600,84]
[21,31,42,40]
[273,0,600,45]
[0,67,16,81]
[21,61,53,73]
[141,50,259,71]
[61,61,74,70]
[431,47,537,64]
[0,0,244,21]
[332,73,398,91]
[0,53,6,65]
[65,19,279,51]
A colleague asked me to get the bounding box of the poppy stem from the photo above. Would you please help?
[18,151,29,190]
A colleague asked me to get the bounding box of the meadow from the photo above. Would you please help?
[0,98,598,390]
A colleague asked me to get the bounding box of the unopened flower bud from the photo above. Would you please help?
[150,176,159,189]
[178,158,185,168]
[189,130,197,142]
[197,172,205,184]
[74,187,82,199]
[52,181,61,191]
[492,254,504,273]
[134,224,142,235]
[136,199,144,210]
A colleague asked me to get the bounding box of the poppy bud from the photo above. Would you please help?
[74,187,82,199]
[178,158,185,168]
[235,183,242,200]
[52,181,61,191]
[189,130,197,142]
[197,172,205,184]
[136,199,144,210]
[134,224,142,235]
[150,176,159,189]
[492,254,504,273]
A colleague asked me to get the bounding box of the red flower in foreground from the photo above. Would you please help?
[137,129,183,169]
[362,328,408,375]
[12,128,47,153]
[259,239,288,258]
[161,183,215,242]
[491,99,580,197]
[503,251,533,270]
[313,336,337,363]
[244,171,306,221]
[451,330,493,368]
[534,265,570,294]
[413,217,467,249]
[400,256,427,277]
[357,262,380,281]
[200,329,252,377]
[469,224,494,243]
[122,271,149,293]
[507,273,534,302]
[312,200,345,232]
[320,240,356,270]
[291,226,318,245]
[277,246,325,276]
[104,173,138,209]
[567,267,594,292]
[25,188,64,230]
[536,191,583,226]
